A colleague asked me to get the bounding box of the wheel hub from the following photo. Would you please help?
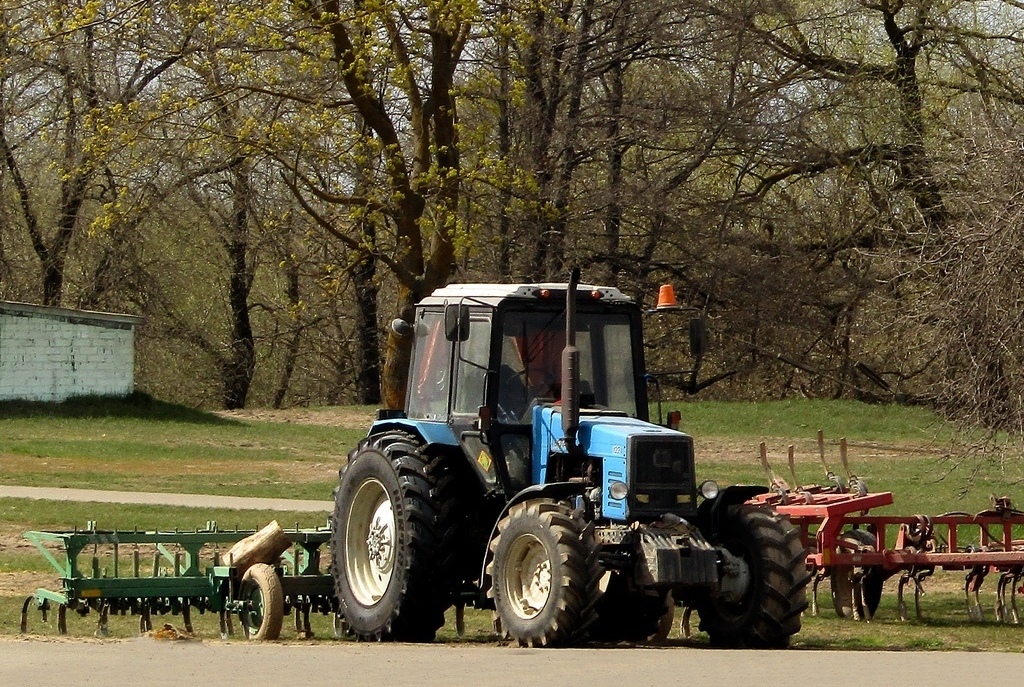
[505,534,552,619]
[346,479,398,606]
[366,501,395,575]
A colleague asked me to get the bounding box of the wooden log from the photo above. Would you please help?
[222,521,291,576]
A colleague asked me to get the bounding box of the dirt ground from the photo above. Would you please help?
[216,406,377,428]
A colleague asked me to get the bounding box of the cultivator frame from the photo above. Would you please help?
[751,433,1024,624]
[19,522,340,639]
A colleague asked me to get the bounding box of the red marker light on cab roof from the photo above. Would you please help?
[590,289,602,300]
[539,289,551,299]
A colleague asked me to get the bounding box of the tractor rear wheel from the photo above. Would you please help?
[331,432,459,641]
[487,500,600,647]
[695,505,809,648]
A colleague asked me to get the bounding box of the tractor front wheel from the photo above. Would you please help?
[487,500,600,647]
[695,505,809,647]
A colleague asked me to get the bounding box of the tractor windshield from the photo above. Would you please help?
[497,309,638,422]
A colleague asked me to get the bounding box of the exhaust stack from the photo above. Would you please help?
[561,268,581,456]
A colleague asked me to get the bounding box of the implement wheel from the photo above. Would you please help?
[486,500,601,647]
[831,529,876,619]
[696,505,809,648]
[239,563,284,640]
[331,432,459,641]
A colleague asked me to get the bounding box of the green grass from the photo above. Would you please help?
[10,592,1024,651]
[0,395,363,499]
[3,396,1024,650]
[0,499,329,533]
[665,398,952,443]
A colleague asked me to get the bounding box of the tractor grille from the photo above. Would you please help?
[628,435,696,519]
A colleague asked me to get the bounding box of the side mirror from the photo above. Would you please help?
[689,318,707,358]
[391,318,413,337]
[445,304,470,341]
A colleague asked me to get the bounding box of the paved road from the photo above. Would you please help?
[0,486,333,512]
[3,487,1022,686]
[2,639,1023,687]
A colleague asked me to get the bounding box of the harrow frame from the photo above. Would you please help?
[19,522,339,639]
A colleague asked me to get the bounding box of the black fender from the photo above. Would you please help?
[477,482,587,606]
[697,484,770,543]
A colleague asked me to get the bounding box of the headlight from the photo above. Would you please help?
[608,481,629,500]
[699,480,720,500]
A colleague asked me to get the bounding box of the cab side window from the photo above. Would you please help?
[452,314,491,415]
[407,310,451,420]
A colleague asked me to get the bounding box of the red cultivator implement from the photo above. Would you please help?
[749,432,1024,623]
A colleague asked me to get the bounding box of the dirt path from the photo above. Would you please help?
[0,486,332,513]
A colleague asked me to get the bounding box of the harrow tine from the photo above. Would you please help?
[20,596,31,633]
[95,601,110,638]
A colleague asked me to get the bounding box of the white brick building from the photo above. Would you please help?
[0,302,142,402]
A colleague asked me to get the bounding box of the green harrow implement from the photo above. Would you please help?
[20,522,340,640]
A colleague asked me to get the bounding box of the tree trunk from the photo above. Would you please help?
[222,157,255,410]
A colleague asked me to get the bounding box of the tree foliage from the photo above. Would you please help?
[2,0,1024,445]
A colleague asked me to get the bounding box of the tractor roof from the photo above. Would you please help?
[419,282,633,308]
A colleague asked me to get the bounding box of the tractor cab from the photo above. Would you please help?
[403,283,647,495]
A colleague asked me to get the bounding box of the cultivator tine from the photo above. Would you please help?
[817,431,848,492]
[840,438,869,496]
[839,438,852,482]
[996,572,1011,622]
[914,569,932,621]
[57,604,67,634]
[1011,569,1023,624]
[680,605,692,638]
[965,565,988,621]
[787,445,800,491]
[759,442,790,494]
[894,568,930,621]
[897,572,910,621]
[810,568,828,616]
[851,572,865,621]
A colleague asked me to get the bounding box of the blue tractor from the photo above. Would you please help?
[330,272,809,646]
